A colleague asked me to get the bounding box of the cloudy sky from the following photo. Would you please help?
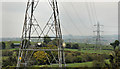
[1,0,119,38]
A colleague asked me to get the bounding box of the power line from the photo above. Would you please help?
[85,1,94,29]
[70,2,93,31]
[88,1,97,25]
[92,1,98,23]
[60,2,84,36]
[61,23,71,35]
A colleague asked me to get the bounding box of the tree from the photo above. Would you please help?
[107,40,120,69]
[110,40,119,50]
[10,43,14,48]
[110,43,116,50]
[107,49,120,69]
[49,38,58,46]
[65,53,76,63]
[21,39,31,48]
[47,38,63,47]
[115,40,119,46]
[43,35,51,44]
[2,42,6,49]
[65,43,71,48]
[72,43,79,49]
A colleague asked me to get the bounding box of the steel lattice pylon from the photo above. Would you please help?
[93,22,103,50]
[16,0,65,67]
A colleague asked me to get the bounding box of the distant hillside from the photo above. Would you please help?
[1,38,21,41]
[63,35,118,45]
[1,35,118,45]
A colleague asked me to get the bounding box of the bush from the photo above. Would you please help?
[65,43,72,48]
[2,50,13,56]
[65,51,109,64]
[93,60,105,67]
[65,53,76,63]
[81,53,93,62]
[92,54,106,68]
[72,43,79,49]
[10,43,14,48]
[2,42,6,49]
[33,51,50,65]
[2,56,17,67]
[75,56,82,63]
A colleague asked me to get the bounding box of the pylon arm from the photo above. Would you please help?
[26,36,59,38]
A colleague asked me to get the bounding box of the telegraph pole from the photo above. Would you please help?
[93,22,103,51]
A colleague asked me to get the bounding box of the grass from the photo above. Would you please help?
[4,59,110,68]
[2,56,9,60]
[80,50,112,54]
[64,48,112,54]
[2,48,19,51]
[33,59,110,67]
[65,62,93,67]
[2,48,112,54]
[33,61,93,67]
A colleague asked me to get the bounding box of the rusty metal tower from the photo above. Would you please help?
[17,0,65,67]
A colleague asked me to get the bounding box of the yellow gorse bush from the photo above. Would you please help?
[33,51,49,63]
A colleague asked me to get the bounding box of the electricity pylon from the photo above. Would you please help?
[93,21,103,50]
[17,0,65,67]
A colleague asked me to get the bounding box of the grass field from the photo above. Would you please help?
[3,48,112,54]
[33,61,93,67]
[4,59,110,68]
[34,59,110,67]
[64,48,112,54]
[2,41,112,68]
[2,48,19,51]
[2,47,111,68]
[65,61,93,67]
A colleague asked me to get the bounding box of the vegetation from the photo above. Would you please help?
[2,50,18,67]
[2,42,6,49]
[1,39,120,69]
[33,51,49,65]
[71,43,79,49]
[110,40,119,50]
[102,40,120,69]
[43,35,52,44]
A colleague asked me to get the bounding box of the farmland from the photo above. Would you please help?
[1,40,116,68]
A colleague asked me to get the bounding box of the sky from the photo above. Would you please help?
[1,0,119,38]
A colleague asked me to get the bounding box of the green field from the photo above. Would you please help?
[34,59,110,67]
[2,48,111,68]
[33,61,93,67]
[65,59,110,67]
[64,48,112,54]
[3,48,112,54]
[1,41,113,68]
[65,61,92,67]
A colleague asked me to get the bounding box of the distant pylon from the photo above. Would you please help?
[93,21,103,50]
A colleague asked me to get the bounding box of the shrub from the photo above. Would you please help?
[65,43,72,48]
[2,50,13,56]
[33,51,50,65]
[2,56,17,67]
[92,60,105,68]
[75,56,82,63]
[65,53,76,63]
[2,42,6,49]
[72,43,79,49]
